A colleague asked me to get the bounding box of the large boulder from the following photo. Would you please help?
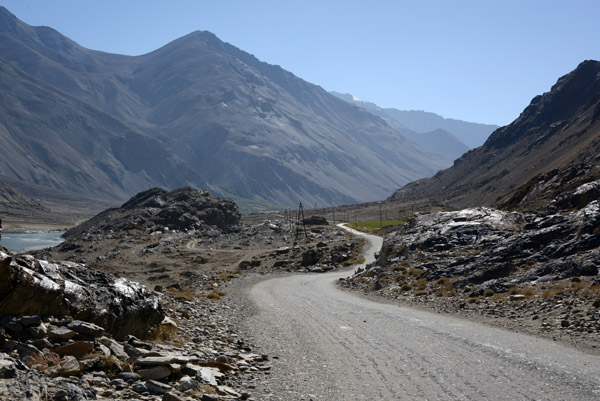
[0,251,164,340]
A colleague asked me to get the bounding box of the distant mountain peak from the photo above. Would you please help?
[330,91,498,148]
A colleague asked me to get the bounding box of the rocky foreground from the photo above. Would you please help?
[0,250,272,401]
[342,180,600,352]
[1,187,361,400]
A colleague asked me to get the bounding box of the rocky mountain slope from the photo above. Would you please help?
[331,91,497,150]
[392,60,600,210]
[0,7,447,209]
[0,57,208,206]
[0,179,46,220]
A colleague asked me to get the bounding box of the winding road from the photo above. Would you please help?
[245,225,600,400]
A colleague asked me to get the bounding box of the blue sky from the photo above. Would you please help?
[1,0,599,126]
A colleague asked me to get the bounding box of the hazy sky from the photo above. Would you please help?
[2,0,599,126]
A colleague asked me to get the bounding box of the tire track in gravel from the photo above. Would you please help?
[244,225,600,400]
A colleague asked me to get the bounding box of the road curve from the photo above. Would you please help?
[244,225,600,400]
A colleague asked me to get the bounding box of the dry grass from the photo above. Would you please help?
[542,286,567,299]
[408,268,425,277]
[204,289,227,301]
[342,255,366,266]
[219,270,243,281]
[167,287,196,302]
[581,284,600,299]
[415,279,428,290]
[507,286,536,298]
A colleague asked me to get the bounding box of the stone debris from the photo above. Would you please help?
[0,291,274,400]
[342,201,600,348]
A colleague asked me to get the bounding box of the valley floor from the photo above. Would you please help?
[6,216,598,400]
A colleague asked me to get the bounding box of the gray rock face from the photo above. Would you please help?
[0,251,164,340]
[358,202,600,292]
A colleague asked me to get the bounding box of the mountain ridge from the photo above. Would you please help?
[0,56,208,205]
[391,60,600,210]
[0,7,449,209]
[331,91,498,149]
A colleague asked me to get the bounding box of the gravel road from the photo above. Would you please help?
[244,226,600,400]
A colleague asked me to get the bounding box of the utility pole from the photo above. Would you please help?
[295,202,307,241]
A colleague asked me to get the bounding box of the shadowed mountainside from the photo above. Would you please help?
[0,7,448,209]
[391,60,600,211]
[0,58,207,206]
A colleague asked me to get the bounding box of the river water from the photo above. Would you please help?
[0,232,65,252]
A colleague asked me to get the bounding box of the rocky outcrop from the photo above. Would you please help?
[0,251,164,340]
[501,164,600,212]
[369,205,600,288]
[63,187,241,239]
[391,60,600,211]
[342,201,600,342]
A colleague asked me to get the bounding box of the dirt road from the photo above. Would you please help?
[244,226,600,400]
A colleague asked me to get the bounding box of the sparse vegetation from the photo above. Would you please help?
[167,287,196,301]
[205,289,227,301]
[348,219,406,233]
[342,255,366,266]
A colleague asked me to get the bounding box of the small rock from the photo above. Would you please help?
[52,341,94,358]
[17,315,42,328]
[145,379,172,395]
[97,343,111,357]
[138,365,172,381]
[99,336,128,359]
[118,371,141,382]
[79,357,100,371]
[162,393,185,401]
[0,358,16,378]
[57,355,81,377]
[48,327,77,341]
[68,320,105,338]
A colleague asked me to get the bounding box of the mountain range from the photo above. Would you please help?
[391,60,600,210]
[0,7,451,212]
[331,92,498,150]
